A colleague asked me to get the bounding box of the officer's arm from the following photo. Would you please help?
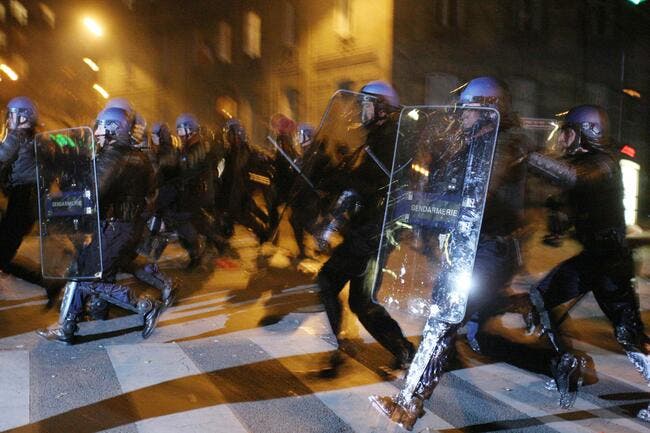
[527,152,576,188]
[95,149,121,199]
[0,131,21,165]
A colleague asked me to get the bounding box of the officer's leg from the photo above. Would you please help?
[348,271,414,368]
[134,263,177,307]
[0,185,37,269]
[91,282,163,339]
[531,254,590,408]
[370,319,458,431]
[175,218,204,269]
[37,281,92,344]
[591,249,650,421]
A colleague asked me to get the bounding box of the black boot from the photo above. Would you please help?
[369,394,425,431]
[36,315,78,345]
[142,299,163,339]
[551,352,584,409]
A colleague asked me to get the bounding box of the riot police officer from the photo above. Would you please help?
[37,107,163,344]
[0,97,39,271]
[527,105,650,420]
[371,77,531,430]
[217,119,270,243]
[174,113,231,267]
[316,81,415,375]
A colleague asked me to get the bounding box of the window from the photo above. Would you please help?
[0,4,6,22]
[217,21,232,63]
[282,2,296,48]
[243,11,262,58]
[435,0,459,28]
[9,0,28,26]
[335,0,352,39]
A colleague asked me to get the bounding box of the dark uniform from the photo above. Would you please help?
[37,107,163,344]
[526,106,648,419]
[316,88,415,373]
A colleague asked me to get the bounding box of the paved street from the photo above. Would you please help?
[0,221,649,433]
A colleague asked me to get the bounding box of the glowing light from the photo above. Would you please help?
[83,58,99,71]
[410,163,429,177]
[450,82,468,94]
[0,64,19,81]
[554,110,569,117]
[407,109,420,121]
[83,17,104,37]
[453,272,473,295]
[547,121,560,142]
[93,84,109,99]
[620,159,640,225]
[628,0,646,5]
[622,88,641,99]
[620,145,636,158]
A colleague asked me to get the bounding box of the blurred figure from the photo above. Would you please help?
[266,113,299,234]
[217,118,270,243]
[316,81,414,376]
[175,113,231,267]
[0,97,39,270]
[371,77,531,430]
[37,107,163,344]
[527,105,650,420]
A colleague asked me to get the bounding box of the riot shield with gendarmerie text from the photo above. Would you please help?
[35,127,103,279]
[371,106,499,324]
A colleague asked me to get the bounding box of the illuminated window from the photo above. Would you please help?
[335,0,352,39]
[9,0,28,26]
[217,21,232,63]
[243,11,262,58]
[282,2,296,48]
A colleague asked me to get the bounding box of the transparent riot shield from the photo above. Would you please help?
[371,106,499,323]
[34,127,103,279]
[288,90,382,251]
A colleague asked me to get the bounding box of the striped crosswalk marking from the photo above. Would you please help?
[107,343,247,433]
[452,363,649,433]
[0,350,30,431]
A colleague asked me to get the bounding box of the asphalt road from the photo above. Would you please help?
[0,221,649,433]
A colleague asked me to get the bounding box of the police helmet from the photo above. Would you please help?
[562,104,609,149]
[296,122,315,147]
[6,96,38,130]
[360,80,400,107]
[223,118,247,147]
[175,113,200,139]
[458,76,511,114]
[94,107,132,147]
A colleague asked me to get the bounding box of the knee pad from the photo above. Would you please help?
[136,297,153,315]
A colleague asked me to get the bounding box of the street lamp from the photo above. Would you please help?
[82,17,104,37]
[0,64,19,81]
[93,84,109,99]
[83,57,100,72]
